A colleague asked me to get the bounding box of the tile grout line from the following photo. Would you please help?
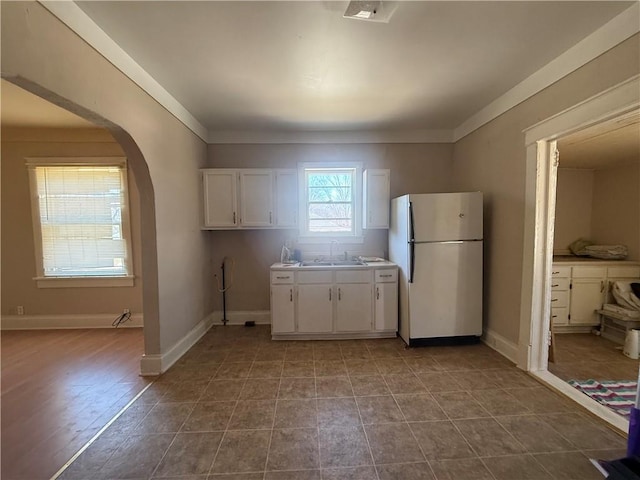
[349,343,382,480]
[49,380,155,480]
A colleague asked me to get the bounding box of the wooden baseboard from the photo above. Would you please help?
[0,313,143,330]
[139,313,215,376]
[211,310,271,326]
[482,328,519,364]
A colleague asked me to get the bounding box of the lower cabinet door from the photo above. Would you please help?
[336,283,372,332]
[271,285,295,333]
[375,282,398,331]
[570,279,603,325]
[297,284,333,333]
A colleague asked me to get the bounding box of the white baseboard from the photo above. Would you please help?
[211,310,271,326]
[0,313,143,330]
[139,312,215,376]
[482,328,519,364]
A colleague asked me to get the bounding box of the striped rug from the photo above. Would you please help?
[568,379,637,417]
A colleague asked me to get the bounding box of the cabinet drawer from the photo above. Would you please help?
[375,269,397,283]
[551,266,571,278]
[336,269,372,284]
[297,270,333,284]
[572,266,606,278]
[550,278,570,291]
[551,307,569,325]
[271,271,294,284]
[550,291,568,308]
[607,266,640,279]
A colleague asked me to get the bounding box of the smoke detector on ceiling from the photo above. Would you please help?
[343,1,398,23]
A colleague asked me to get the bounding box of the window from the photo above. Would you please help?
[27,158,134,287]
[298,163,362,241]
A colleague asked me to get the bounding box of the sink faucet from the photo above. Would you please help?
[329,240,339,260]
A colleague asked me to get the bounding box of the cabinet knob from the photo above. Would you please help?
[329,289,332,301]
[233,212,236,224]
[338,288,342,300]
[290,289,293,302]
[376,287,380,300]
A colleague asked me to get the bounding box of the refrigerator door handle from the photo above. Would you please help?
[408,201,416,283]
[409,201,415,242]
[409,239,415,284]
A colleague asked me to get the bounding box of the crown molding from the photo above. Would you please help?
[39,1,209,142]
[40,1,639,146]
[207,129,454,144]
[454,3,640,142]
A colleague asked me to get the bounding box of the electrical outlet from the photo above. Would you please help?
[16,306,24,315]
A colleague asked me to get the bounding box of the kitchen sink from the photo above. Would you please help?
[299,260,367,267]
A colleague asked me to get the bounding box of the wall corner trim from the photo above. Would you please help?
[481,328,519,365]
[139,312,216,376]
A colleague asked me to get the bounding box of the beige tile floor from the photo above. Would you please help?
[59,326,628,480]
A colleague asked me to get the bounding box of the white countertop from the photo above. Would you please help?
[553,256,640,266]
[271,260,397,270]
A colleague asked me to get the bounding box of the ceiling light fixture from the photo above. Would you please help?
[343,1,398,23]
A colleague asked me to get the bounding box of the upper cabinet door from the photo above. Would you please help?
[202,169,238,228]
[239,170,274,227]
[275,169,297,228]
[363,169,390,229]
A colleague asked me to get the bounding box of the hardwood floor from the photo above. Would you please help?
[1,328,150,480]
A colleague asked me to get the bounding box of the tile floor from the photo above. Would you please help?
[59,326,628,480]
[549,333,639,383]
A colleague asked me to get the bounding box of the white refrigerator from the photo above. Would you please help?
[389,192,483,346]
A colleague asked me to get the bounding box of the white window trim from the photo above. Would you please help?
[297,162,364,244]
[26,157,136,288]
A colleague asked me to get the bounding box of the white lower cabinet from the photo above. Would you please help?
[375,282,398,331]
[270,265,397,339]
[336,283,372,332]
[297,284,333,333]
[271,284,295,333]
[551,262,640,330]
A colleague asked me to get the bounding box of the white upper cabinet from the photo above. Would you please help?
[202,169,238,228]
[239,170,274,227]
[201,168,298,230]
[274,169,297,228]
[363,169,390,229]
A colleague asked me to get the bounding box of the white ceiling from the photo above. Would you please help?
[558,112,640,170]
[3,0,638,169]
[72,0,635,134]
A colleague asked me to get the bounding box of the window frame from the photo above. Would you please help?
[297,162,363,244]
[26,157,135,288]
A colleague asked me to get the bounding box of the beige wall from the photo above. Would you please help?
[554,168,594,252]
[1,127,144,317]
[452,34,640,344]
[591,162,640,260]
[1,2,210,354]
[207,143,454,311]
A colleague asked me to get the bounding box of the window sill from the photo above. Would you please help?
[34,275,135,288]
[297,236,364,245]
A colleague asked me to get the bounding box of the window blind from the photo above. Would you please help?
[34,165,129,277]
